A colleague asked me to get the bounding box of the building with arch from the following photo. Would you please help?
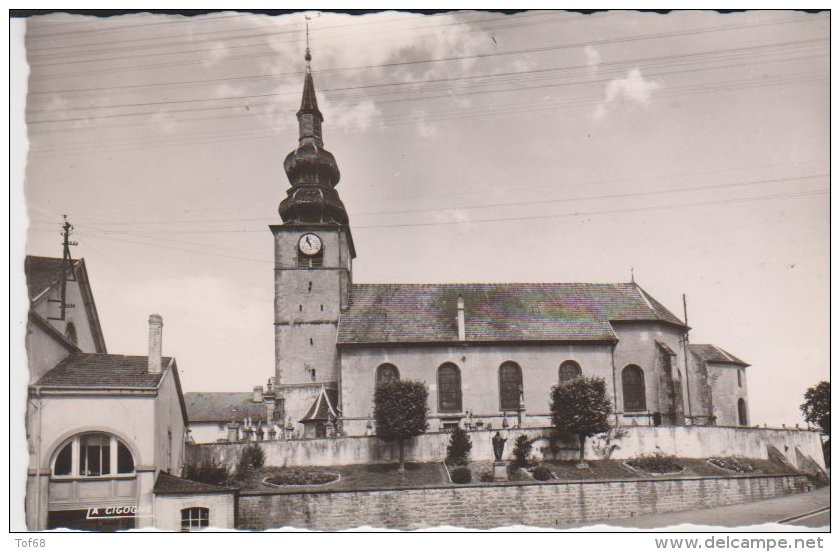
[263,52,752,437]
[24,255,235,530]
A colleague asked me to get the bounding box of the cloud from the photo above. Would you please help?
[593,68,660,120]
[585,45,601,73]
[327,99,381,133]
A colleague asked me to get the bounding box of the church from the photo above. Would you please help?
[250,50,752,439]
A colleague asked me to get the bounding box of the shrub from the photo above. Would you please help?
[235,443,266,480]
[450,466,472,484]
[709,456,754,473]
[445,427,472,466]
[512,435,532,468]
[506,463,525,481]
[628,452,684,474]
[479,470,494,482]
[531,466,554,481]
[183,460,230,486]
[265,468,338,486]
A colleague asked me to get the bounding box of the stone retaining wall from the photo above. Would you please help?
[187,425,825,471]
[236,474,812,530]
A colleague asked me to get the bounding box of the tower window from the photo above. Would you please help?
[308,281,312,292]
[299,305,303,312]
[298,250,323,268]
[320,304,324,311]
[311,369,316,382]
[309,337,313,345]
[737,369,742,388]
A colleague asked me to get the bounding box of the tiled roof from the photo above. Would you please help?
[337,282,685,344]
[153,472,236,495]
[35,353,170,388]
[689,344,749,367]
[25,255,79,300]
[300,388,339,422]
[184,392,268,423]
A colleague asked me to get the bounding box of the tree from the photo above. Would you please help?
[550,376,612,466]
[801,381,830,435]
[445,427,472,466]
[512,434,532,468]
[374,379,429,472]
[801,381,830,465]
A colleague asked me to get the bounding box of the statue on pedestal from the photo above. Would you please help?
[492,431,507,462]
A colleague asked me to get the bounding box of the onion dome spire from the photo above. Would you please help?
[278,32,348,225]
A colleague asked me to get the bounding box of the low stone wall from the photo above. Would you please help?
[186,425,825,471]
[236,474,812,530]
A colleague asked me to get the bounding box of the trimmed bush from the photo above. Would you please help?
[183,460,230,486]
[450,466,472,484]
[627,452,684,474]
[512,435,532,468]
[531,466,554,481]
[445,427,472,466]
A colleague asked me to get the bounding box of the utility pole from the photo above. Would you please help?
[47,215,77,321]
[682,293,693,424]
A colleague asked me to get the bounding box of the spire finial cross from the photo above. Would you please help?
[631,266,635,283]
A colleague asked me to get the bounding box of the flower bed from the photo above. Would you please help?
[264,468,340,486]
[625,453,685,475]
[708,456,755,473]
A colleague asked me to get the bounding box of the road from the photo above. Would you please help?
[571,486,830,531]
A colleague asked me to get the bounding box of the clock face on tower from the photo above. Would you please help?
[298,233,322,256]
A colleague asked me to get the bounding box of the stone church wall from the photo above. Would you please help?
[186,425,824,471]
[338,342,615,435]
[236,474,811,530]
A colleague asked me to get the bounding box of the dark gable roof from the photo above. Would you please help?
[338,282,685,345]
[35,353,170,388]
[184,392,267,423]
[25,255,78,300]
[689,344,749,367]
[153,472,236,495]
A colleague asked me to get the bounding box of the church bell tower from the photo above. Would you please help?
[270,41,355,435]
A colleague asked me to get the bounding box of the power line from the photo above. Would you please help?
[35,173,827,227]
[26,37,827,115]
[28,15,821,82]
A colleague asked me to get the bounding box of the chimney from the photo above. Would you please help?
[253,385,264,403]
[148,314,163,373]
[457,296,466,342]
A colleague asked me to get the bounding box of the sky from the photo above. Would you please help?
[15,9,829,427]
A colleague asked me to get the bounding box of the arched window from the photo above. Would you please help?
[737,398,748,426]
[437,363,462,412]
[65,322,77,345]
[180,507,209,532]
[622,365,646,412]
[499,361,523,411]
[51,432,135,477]
[375,363,400,385]
[558,360,582,383]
